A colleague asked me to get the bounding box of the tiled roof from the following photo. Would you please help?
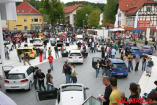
[124,26,156,30]
[64,4,84,14]
[119,0,157,14]
[16,1,41,14]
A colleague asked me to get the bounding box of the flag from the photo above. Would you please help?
[114,13,119,28]
[134,11,139,28]
[99,13,103,25]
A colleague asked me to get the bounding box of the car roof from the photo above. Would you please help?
[59,84,84,88]
[131,46,139,49]
[17,46,34,49]
[70,50,81,53]
[109,58,125,63]
[142,45,151,48]
[34,38,42,40]
[9,66,30,74]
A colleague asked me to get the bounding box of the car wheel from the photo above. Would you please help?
[6,89,10,92]
[28,82,32,91]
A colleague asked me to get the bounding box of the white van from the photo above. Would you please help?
[76,35,84,44]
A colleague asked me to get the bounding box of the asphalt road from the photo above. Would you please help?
[0,49,146,105]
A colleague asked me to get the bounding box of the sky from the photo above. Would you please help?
[60,0,107,4]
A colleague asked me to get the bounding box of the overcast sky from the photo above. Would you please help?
[60,0,107,4]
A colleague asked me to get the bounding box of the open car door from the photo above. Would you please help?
[62,50,68,57]
[81,51,88,58]
[92,57,102,69]
[82,96,103,105]
[2,66,14,79]
[36,88,58,101]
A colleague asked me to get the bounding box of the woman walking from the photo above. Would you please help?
[96,60,100,79]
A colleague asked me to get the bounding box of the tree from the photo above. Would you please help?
[75,5,94,27]
[88,9,101,28]
[104,0,118,24]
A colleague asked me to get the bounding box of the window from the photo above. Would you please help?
[24,26,28,31]
[13,20,16,22]
[22,10,24,13]
[27,68,33,76]
[14,26,17,31]
[17,10,19,13]
[112,63,127,68]
[7,74,25,79]
[34,18,38,23]
[118,13,121,17]
[70,53,81,56]
[118,21,121,25]
[147,7,152,12]
[24,18,27,22]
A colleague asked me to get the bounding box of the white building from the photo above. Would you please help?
[64,4,84,27]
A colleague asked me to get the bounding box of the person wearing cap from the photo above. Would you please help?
[135,53,140,71]
[146,58,154,77]
[127,53,134,72]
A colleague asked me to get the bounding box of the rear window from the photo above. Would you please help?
[77,38,83,40]
[112,63,126,68]
[34,39,41,41]
[70,53,81,56]
[143,47,150,50]
[7,74,25,79]
[133,49,140,52]
[62,85,82,92]
[23,49,32,52]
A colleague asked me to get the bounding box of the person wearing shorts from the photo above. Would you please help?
[146,58,154,77]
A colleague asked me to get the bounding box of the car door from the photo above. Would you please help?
[62,50,68,57]
[26,67,34,83]
[2,66,14,79]
[92,57,102,69]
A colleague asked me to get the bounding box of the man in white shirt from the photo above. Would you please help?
[92,42,95,53]
[107,46,110,58]
[111,47,116,58]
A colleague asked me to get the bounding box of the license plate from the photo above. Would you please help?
[11,86,19,88]
[74,60,78,62]
[117,73,123,75]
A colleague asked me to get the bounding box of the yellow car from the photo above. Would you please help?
[38,33,45,39]
[17,46,37,59]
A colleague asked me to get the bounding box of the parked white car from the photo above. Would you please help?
[96,42,106,52]
[3,66,34,91]
[56,84,88,105]
[68,50,83,64]
[76,35,84,44]
[33,38,43,46]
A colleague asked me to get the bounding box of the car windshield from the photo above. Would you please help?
[70,53,81,56]
[7,73,25,79]
[77,38,83,40]
[133,49,140,52]
[143,47,150,50]
[34,39,41,41]
[62,85,82,92]
[23,49,32,52]
[112,63,126,68]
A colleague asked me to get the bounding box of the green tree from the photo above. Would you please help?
[88,9,101,28]
[75,5,93,27]
[104,0,118,24]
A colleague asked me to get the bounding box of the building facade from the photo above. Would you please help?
[117,0,157,37]
[8,1,43,31]
[64,4,84,27]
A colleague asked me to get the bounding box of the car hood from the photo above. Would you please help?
[59,91,84,105]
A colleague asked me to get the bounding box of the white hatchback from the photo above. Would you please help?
[3,66,34,91]
[33,38,43,46]
[68,50,83,64]
[96,42,106,52]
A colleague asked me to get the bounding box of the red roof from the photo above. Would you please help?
[105,23,122,28]
[119,0,157,14]
[16,1,41,14]
[64,4,84,14]
[124,26,156,30]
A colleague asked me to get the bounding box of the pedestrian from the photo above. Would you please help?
[17,50,22,62]
[65,63,72,83]
[133,42,137,47]
[88,42,91,53]
[153,42,156,50]
[37,69,46,91]
[4,46,8,59]
[107,61,112,78]
[142,53,147,71]
[54,45,59,58]
[111,47,116,58]
[146,58,154,77]
[101,44,105,60]
[17,39,21,48]
[137,84,141,96]
[39,49,43,62]
[62,61,68,83]
[127,53,133,72]
[43,46,47,60]
[92,42,95,53]
[46,69,54,90]
[13,39,16,49]
[97,76,112,105]
[109,77,121,105]
[34,67,38,90]
[96,60,100,79]
[121,48,125,60]
[71,64,78,83]
[48,47,52,55]
[23,52,31,66]
[43,40,47,46]
[61,45,64,54]
[129,83,141,105]
[135,53,140,71]
[48,54,54,70]
[145,39,148,45]
[121,92,128,105]
[78,41,82,50]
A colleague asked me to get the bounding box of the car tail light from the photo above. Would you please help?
[124,68,128,70]
[69,57,72,58]
[4,80,9,83]
[79,56,83,58]
[111,68,116,70]
[40,41,42,43]
[30,52,34,54]
[33,41,35,43]
[21,79,28,82]
[98,46,99,47]
[141,49,143,51]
